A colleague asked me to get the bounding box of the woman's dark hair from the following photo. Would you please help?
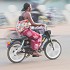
[21,3,30,11]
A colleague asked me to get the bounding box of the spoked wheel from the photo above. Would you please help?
[44,39,62,60]
[7,41,26,63]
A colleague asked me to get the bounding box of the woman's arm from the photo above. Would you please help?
[27,12,44,27]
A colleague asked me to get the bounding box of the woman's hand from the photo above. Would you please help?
[41,24,45,27]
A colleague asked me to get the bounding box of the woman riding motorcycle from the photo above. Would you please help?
[19,3,44,57]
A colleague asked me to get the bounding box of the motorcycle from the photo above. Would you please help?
[7,26,62,63]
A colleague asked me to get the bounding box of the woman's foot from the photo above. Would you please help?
[32,51,41,57]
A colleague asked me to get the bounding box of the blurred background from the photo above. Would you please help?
[0,1,70,70]
[0,0,70,27]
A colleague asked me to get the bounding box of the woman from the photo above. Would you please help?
[20,3,44,56]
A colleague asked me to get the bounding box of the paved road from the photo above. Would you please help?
[0,24,70,70]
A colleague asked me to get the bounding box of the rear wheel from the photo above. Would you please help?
[7,41,26,63]
[44,39,62,60]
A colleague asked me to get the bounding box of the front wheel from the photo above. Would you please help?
[44,39,62,60]
[7,41,26,63]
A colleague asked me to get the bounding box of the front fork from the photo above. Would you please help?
[49,38,54,50]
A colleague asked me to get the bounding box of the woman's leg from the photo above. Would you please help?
[30,34,42,50]
[20,28,42,51]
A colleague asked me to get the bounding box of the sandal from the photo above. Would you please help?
[32,51,41,57]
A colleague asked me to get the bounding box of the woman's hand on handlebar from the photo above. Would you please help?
[41,24,45,27]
